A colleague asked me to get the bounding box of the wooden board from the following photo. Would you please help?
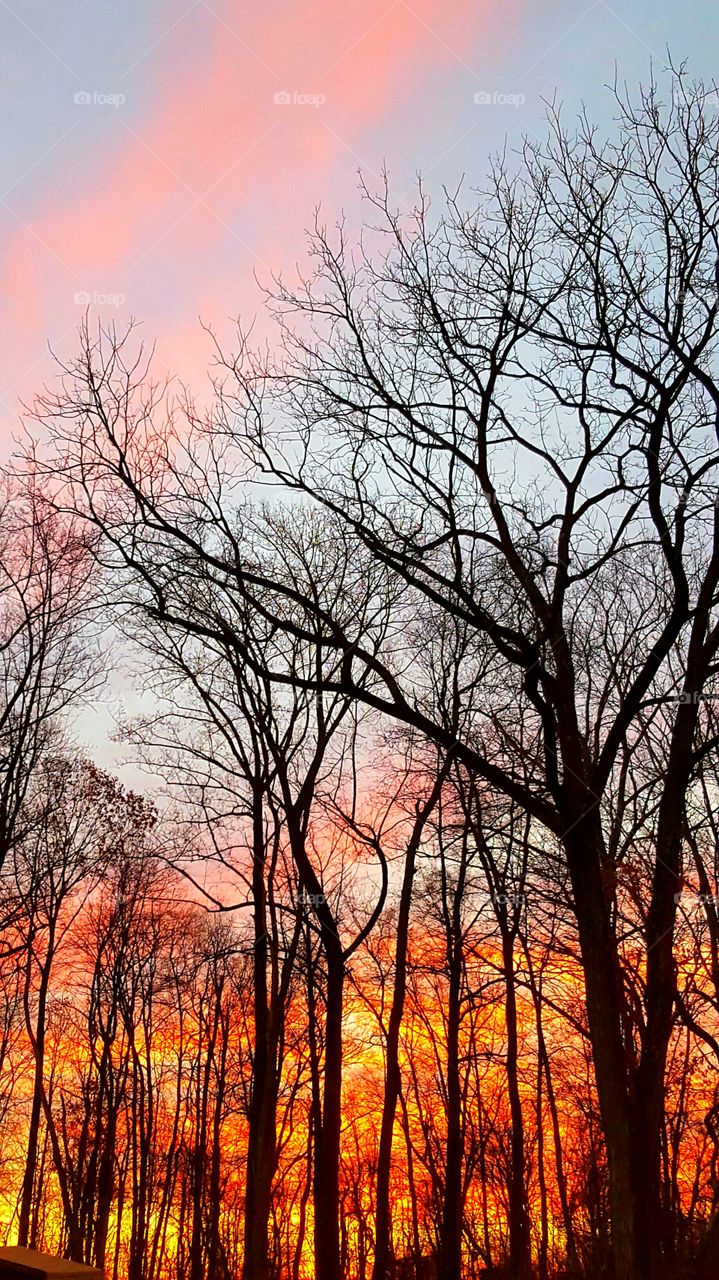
[0,1248,102,1280]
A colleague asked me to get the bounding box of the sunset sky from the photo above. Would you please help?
[2,16,719,1280]
[2,0,717,775]
[1,0,718,454]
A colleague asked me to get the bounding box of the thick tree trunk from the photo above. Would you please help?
[501,928,532,1280]
[243,801,276,1280]
[19,947,52,1249]
[564,811,639,1280]
[208,1002,228,1280]
[18,1038,44,1247]
[373,880,414,1279]
[286,800,345,1280]
[438,934,463,1280]
[244,1073,277,1280]
[314,941,344,1280]
[398,1089,422,1272]
[374,777,445,1280]
[189,1032,210,1280]
[93,1066,117,1270]
[633,754,695,1277]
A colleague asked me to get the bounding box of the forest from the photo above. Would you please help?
[1,72,719,1280]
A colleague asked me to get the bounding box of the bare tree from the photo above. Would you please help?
[205,71,719,1280]
[0,484,97,872]
[12,757,154,1258]
[25,66,719,1280]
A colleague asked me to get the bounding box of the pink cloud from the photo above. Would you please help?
[0,0,513,427]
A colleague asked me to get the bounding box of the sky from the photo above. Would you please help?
[2,0,719,443]
[2,0,718,776]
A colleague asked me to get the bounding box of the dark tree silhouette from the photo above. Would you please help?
[25,67,719,1280]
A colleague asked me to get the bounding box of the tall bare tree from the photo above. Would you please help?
[0,485,97,873]
[26,67,719,1280]
[214,73,718,1280]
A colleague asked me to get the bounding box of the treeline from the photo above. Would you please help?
[2,65,719,1280]
[1,749,717,1280]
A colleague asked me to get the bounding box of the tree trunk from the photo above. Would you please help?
[564,812,638,1280]
[374,776,445,1280]
[501,927,532,1280]
[314,939,344,1280]
[243,799,276,1280]
[438,931,463,1280]
[286,803,345,1280]
[19,943,52,1249]
[373,860,415,1280]
[633,697,698,1280]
